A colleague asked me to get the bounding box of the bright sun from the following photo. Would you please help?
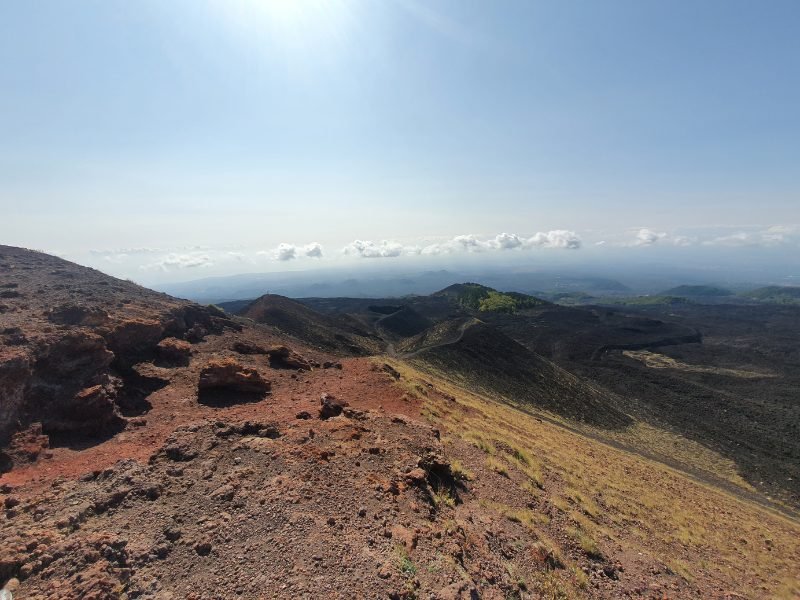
[218,0,353,47]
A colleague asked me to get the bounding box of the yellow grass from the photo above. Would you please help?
[383,358,800,598]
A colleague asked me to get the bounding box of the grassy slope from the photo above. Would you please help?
[386,358,800,598]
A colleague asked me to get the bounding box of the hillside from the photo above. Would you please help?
[1,251,798,598]
[406,321,632,429]
[740,285,800,304]
[433,282,550,312]
[661,284,733,297]
[231,294,382,355]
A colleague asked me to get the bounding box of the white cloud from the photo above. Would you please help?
[273,243,297,261]
[491,232,524,250]
[345,231,582,258]
[140,252,213,271]
[700,225,799,247]
[343,239,406,258]
[303,242,324,258]
[671,235,695,247]
[258,242,325,261]
[523,230,582,249]
[630,228,667,247]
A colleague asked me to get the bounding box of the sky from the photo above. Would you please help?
[1,0,798,284]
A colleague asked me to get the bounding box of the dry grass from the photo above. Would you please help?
[449,458,475,481]
[383,358,800,599]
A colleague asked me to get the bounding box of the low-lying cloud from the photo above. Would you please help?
[141,252,214,271]
[343,239,406,258]
[345,231,582,259]
[260,242,325,261]
[629,228,667,247]
[702,229,789,247]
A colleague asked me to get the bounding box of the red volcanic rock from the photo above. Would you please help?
[157,337,192,364]
[47,304,110,327]
[0,348,32,444]
[106,319,164,368]
[3,423,50,468]
[46,384,123,434]
[29,332,123,436]
[198,358,271,394]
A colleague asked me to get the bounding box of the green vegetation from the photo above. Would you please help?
[597,295,691,306]
[479,291,518,313]
[431,487,457,508]
[548,291,596,305]
[740,285,800,304]
[661,285,733,297]
[439,283,548,313]
[395,545,418,576]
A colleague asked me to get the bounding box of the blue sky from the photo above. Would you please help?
[1,0,798,282]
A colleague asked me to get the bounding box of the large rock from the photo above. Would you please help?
[319,393,348,420]
[0,349,32,445]
[265,345,312,371]
[157,337,192,365]
[106,319,164,370]
[0,332,124,455]
[231,341,268,355]
[198,358,271,394]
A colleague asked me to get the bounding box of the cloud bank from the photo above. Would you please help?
[259,242,325,261]
[344,230,582,259]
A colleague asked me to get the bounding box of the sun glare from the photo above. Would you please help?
[217,0,354,50]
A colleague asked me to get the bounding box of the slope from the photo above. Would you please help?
[234,293,382,355]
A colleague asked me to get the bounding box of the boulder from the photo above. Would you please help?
[265,345,312,371]
[44,384,123,434]
[198,358,271,395]
[231,341,268,355]
[319,393,348,420]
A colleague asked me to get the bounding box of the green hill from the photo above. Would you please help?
[661,285,733,297]
[740,286,800,304]
[433,283,549,313]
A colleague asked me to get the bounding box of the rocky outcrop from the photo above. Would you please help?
[47,304,110,327]
[157,337,192,365]
[46,384,123,434]
[2,423,50,468]
[0,349,32,445]
[106,319,164,370]
[0,330,124,465]
[198,359,271,395]
[0,246,244,467]
[265,345,312,371]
